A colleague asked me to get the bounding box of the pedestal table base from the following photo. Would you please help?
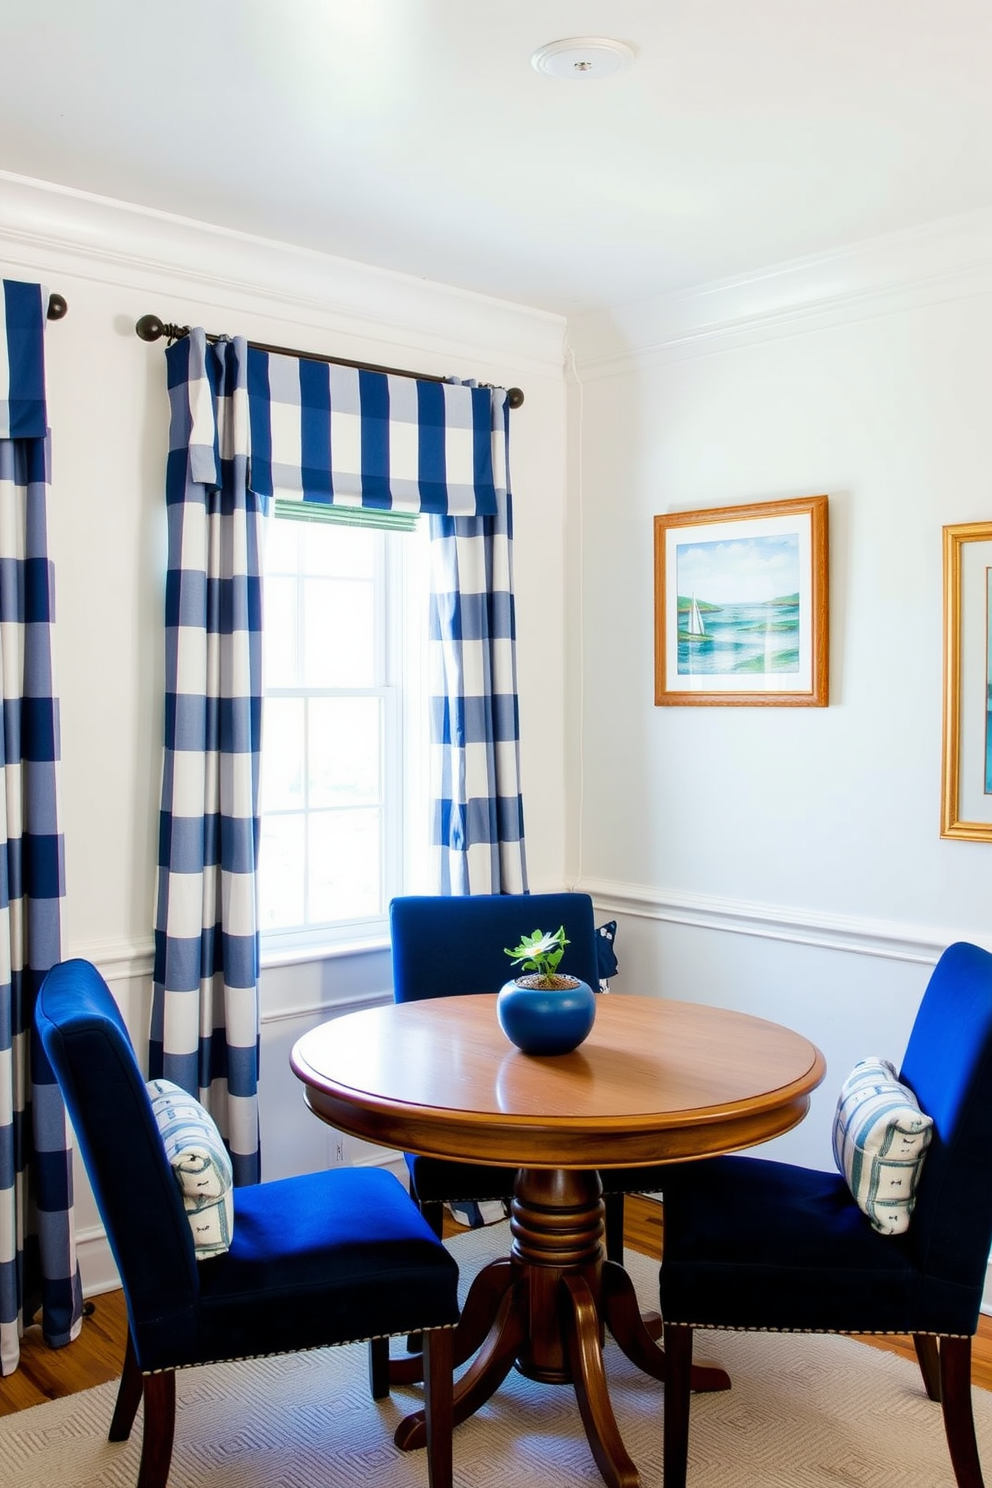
[394,1168,730,1488]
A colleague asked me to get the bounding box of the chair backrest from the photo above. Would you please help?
[35,959,200,1355]
[898,941,992,1291]
[389,892,600,1003]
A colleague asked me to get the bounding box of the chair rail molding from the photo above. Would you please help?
[578,878,987,968]
[65,936,394,1028]
[67,937,155,983]
[566,206,992,377]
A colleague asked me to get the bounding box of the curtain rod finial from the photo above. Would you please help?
[136,315,190,344]
[507,387,524,409]
[46,293,68,321]
[136,314,165,342]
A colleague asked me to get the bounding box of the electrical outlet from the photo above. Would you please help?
[333,1136,346,1166]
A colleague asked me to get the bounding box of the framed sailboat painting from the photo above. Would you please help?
[654,494,829,707]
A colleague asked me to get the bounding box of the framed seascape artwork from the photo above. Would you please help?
[654,494,829,707]
[941,522,992,841]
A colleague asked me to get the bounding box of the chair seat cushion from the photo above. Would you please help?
[598,1163,670,1197]
[406,1153,671,1205]
[660,1155,979,1336]
[405,1152,516,1204]
[140,1166,460,1371]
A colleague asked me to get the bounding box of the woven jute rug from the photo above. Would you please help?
[3,1222,991,1488]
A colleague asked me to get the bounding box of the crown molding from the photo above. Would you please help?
[578,877,988,968]
[568,208,992,377]
[0,170,566,380]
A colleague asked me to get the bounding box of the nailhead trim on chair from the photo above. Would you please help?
[666,1322,973,1338]
[443,1194,509,1203]
[140,1322,457,1374]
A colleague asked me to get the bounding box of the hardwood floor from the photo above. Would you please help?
[3,1195,991,1414]
[0,1287,128,1414]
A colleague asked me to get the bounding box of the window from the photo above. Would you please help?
[258,508,431,953]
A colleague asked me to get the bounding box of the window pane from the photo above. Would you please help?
[304,521,375,579]
[308,808,381,922]
[303,578,375,687]
[264,516,300,575]
[260,697,305,812]
[309,697,381,808]
[263,575,299,688]
[259,814,305,929]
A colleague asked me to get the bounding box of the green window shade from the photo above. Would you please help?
[273,498,419,533]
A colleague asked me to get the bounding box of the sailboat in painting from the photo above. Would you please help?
[679,594,710,643]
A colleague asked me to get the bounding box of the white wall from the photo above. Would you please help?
[567,215,992,1173]
[0,172,569,1291]
[10,170,992,1291]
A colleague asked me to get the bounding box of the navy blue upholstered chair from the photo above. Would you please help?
[390,892,668,1264]
[35,959,459,1488]
[659,941,992,1488]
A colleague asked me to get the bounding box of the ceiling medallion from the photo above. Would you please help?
[531,37,636,80]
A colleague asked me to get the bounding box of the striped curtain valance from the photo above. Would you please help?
[0,280,47,439]
[246,350,504,516]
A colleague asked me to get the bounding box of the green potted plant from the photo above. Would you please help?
[497,926,596,1055]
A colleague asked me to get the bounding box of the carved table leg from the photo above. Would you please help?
[563,1272,640,1488]
[396,1275,526,1449]
[389,1257,515,1387]
[600,1260,731,1393]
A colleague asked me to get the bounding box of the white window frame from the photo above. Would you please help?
[259,510,430,962]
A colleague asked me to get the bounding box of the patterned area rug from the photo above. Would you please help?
[3,1222,991,1488]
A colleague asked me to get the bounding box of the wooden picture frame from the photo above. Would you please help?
[654,494,829,707]
[941,522,992,841]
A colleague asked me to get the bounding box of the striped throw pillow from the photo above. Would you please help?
[147,1078,234,1257]
[831,1058,933,1235]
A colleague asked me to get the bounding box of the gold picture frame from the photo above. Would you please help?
[654,494,829,707]
[941,522,992,841]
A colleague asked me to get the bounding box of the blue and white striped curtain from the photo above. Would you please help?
[246,351,503,516]
[0,278,81,1375]
[152,336,526,1184]
[151,330,263,1187]
[428,390,527,894]
[244,349,527,891]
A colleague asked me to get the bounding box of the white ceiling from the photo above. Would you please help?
[4,1,992,315]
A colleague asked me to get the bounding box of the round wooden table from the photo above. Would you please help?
[291,993,825,1488]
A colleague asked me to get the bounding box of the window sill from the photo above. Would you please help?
[260,933,390,972]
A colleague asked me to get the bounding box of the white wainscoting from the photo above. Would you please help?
[69,911,992,1314]
[576,879,992,1315]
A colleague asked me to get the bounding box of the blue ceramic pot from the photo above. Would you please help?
[496,975,596,1056]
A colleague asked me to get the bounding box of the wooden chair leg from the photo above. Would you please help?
[604,1191,626,1265]
[108,1327,144,1442]
[136,1372,176,1488]
[938,1335,985,1488]
[422,1326,454,1488]
[368,1335,390,1400]
[663,1323,694,1488]
[407,1199,445,1355]
[914,1333,942,1402]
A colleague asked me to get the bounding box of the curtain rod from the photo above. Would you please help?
[47,294,68,320]
[134,313,524,408]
